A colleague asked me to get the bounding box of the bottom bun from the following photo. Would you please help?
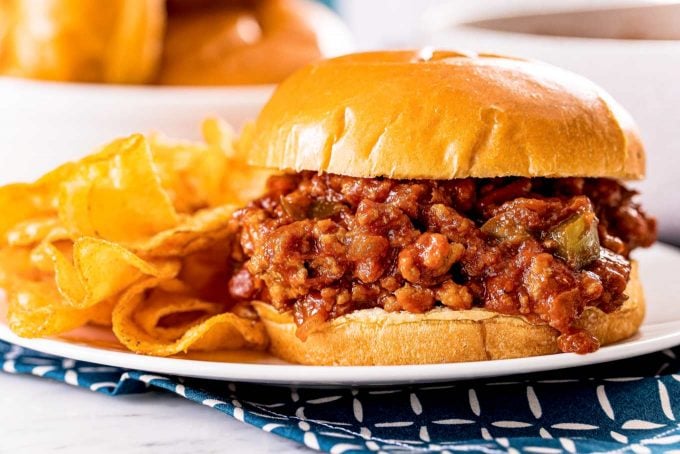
[253,262,645,365]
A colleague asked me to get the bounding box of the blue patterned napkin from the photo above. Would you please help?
[3,339,680,453]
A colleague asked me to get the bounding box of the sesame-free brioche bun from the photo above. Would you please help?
[253,263,645,365]
[158,0,353,85]
[246,49,645,179]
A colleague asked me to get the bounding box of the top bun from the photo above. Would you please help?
[246,50,645,179]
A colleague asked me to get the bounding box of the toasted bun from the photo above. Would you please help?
[253,262,644,365]
[246,50,644,179]
[158,0,353,85]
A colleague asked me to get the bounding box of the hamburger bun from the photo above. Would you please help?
[0,0,165,83]
[158,0,353,85]
[254,263,645,365]
[245,50,644,179]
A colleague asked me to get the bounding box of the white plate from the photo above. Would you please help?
[2,243,679,386]
[0,77,274,184]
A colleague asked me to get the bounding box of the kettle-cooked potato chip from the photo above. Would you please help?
[43,237,180,309]
[0,118,274,357]
[6,278,109,337]
[149,135,229,213]
[113,279,268,356]
[5,218,66,247]
[0,161,78,246]
[134,288,226,342]
[87,298,116,327]
[149,118,272,211]
[176,244,235,303]
[0,246,40,284]
[202,117,237,158]
[130,204,238,258]
[28,238,71,274]
[58,134,180,244]
[0,185,49,243]
[205,118,275,205]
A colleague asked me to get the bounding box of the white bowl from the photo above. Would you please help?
[421,1,680,243]
[0,77,274,184]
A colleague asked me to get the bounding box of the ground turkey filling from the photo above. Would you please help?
[229,172,657,354]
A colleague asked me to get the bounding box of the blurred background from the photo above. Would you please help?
[0,0,678,243]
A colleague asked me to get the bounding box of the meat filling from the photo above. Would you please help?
[230,172,657,353]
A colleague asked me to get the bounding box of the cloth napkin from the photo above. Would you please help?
[2,340,680,454]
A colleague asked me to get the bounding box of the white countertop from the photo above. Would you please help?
[0,372,310,453]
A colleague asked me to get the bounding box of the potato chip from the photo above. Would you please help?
[0,184,55,244]
[201,117,237,158]
[134,290,226,341]
[6,279,95,337]
[220,156,273,207]
[178,250,231,303]
[34,160,79,194]
[149,134,230,213]
[58,134,180,244]
[151,118,273,208]
[87,298,116,327]
[5,218,67,247]
[186,312,268,352]
[1,243,120,334]
[210,119,275,205]
[130,204,238,258]
[0,117,274,357]
[0,155,77,244]
[0,247,41,285]
[43,237,180,308]
[28,239,71,274]
[113,279,268,356]
[1,163,74,232]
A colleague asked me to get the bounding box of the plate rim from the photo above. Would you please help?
[3,323,680,386]
[3,243,680,386]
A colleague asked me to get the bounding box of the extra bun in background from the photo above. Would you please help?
[158,0,354,85]
[0,0,165,83]
[246,50,644,179]
[254,264,644,366]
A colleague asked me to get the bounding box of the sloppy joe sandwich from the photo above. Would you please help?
[228,50,657,365]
